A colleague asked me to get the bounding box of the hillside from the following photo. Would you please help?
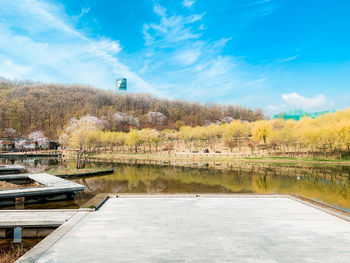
[0,79,264,139]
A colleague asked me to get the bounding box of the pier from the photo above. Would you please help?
[0,152,61,159]
[0,165,26,174]
[16,195,350,263]
[0,209,88,239]
[0,173,85,206]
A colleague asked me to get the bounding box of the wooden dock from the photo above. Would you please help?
[0,209,80,228]
[0,165,26,174]
[0,152,61,158]
[0,209,89,238]
[0,173,86,206]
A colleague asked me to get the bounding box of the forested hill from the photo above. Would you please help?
[0,79,265,139]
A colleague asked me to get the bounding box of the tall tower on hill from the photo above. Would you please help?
[116,78,127,93]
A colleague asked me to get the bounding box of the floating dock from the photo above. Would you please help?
[0,173,86,206]
[0,209,88,238]
[0,153,61,158]
[17,195,350,263]
[0,165,26,174]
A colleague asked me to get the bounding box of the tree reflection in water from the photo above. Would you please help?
[1,157,349,210]
[71,162,350,209]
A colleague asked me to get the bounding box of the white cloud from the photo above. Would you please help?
[278,54,299,63]
[175,49,201,65]
[267,105,279,111]
[0,55,31,79]
[281,92,333,110]
[138,3,268,101]
[143,4,203,45]
[0,0,158,95]
[182,0,197,8]
[0,0,280,106]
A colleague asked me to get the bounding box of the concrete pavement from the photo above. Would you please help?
[17,195,350,263]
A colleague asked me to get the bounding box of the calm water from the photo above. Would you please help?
[1,157,350,210]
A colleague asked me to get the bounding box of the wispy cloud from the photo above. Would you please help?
[0,0,158,94]
[1,0,318,111]
[143,4,204,45]
[182,0,197,8]
[278,54,299,63]
[139,3,267,101]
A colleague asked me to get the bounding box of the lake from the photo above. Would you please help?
[1,157,349,210]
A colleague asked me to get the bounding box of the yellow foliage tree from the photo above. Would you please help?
[251,120,272,144]
[62,120,100,169]
[126,129,143,153]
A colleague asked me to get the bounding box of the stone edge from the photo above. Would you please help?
[15,212,89,263]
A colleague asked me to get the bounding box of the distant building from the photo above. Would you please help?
[273,109,336,121]
[116,78,127,92]
[0,138,56,151]
[0,140,14,151]
[23,140,37,150]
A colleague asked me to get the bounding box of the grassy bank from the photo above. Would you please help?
[243,156,350,163]
[88,153,350,166]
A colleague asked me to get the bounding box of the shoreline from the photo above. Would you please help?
[48,167,114,179]
[87,153,350,166]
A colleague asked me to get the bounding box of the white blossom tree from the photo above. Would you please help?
[28,131,49,149]
[14,140,26,151]
[112,112,139,130]
[147,112,167,126]
[4,128,17,139]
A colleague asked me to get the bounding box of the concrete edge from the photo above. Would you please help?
[0,209,83,213]
[80,193,111,211]
[15,212,89,263]
[114,193,290,198]
[289,196,350,222]
[95,196,109,210]
[0,222,63,228]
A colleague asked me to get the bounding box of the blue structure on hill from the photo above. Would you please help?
[116,78,127,92]
[273,109,336,121]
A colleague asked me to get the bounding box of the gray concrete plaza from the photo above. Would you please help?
[18,196,350,262]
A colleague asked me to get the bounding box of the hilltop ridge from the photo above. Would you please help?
[0,79,264,138]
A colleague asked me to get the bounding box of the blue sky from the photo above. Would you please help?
[0,0,349,114]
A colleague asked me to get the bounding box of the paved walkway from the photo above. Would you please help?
[18,195,350,263]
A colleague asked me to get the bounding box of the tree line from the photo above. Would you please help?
[0,79,265,139]
[60,109,350,168]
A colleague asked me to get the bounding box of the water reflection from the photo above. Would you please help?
[1,157,350,210]
[67,162,350,209]
[0,157,60,173]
